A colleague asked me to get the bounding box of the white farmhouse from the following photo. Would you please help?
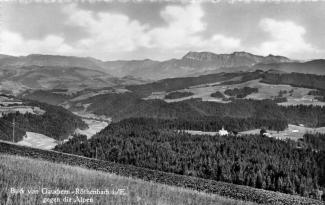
[218,127,228,136]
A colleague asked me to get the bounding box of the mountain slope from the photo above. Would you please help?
[0,65,117,93]
[0,54,105,71]
[253,60,325,75]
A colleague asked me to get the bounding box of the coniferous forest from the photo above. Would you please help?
[0,101,87,142]
[55,118,325,201]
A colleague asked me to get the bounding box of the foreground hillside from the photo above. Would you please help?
[0,141,322,205]
[0,154,257,205]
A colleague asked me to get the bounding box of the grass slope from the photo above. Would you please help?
[0,154,256,205]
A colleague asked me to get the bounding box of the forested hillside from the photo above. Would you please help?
[72,92,325,127]
[55,119,325,201]
[126,71,263,97]
[0,101,87,142]
[75,94,288,124]
[261,73,325,90]
[303,133,325,152]
[126,71,325,98]
[281,105,325,127]
[22,90,72,105]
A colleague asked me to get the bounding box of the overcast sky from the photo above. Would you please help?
[1,1,325,60]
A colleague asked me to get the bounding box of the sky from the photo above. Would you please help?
[1,1,325,61]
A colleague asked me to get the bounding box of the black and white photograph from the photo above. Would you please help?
[0,0,325,204]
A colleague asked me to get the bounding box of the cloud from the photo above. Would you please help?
[62,3,241,59]
[0,30,75,56]
[253,18,322,59]
[147,4,241,55]
[148,4,205,49]
[63,4,150,56]
[0,3,241,60]
[1,4,325,61]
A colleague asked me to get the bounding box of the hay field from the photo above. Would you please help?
[0,154,257,205]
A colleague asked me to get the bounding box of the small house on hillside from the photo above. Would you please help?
[218,127,228,136]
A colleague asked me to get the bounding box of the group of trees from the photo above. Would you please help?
[308,90,325,102]
[224,87,258,98]
[165,91,194,99]
[55,119,325,200]
[210,91,225,98]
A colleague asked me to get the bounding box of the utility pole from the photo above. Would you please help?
[95,147,98,159]
[12,118,15,143]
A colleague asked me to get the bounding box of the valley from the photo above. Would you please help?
[0,93,109,149]
[74,119,109,139]
[2,1,325,203]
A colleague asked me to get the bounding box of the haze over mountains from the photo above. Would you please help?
[0,51,324,93]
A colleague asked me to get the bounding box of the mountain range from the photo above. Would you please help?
[102,51,294,79]
[0,51,324,93]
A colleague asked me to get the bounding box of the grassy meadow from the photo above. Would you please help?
[0,154,258,205]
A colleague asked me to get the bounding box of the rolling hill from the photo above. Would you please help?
[0,54,104,71]
[20,70,325,125]
[0,65,145,95]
